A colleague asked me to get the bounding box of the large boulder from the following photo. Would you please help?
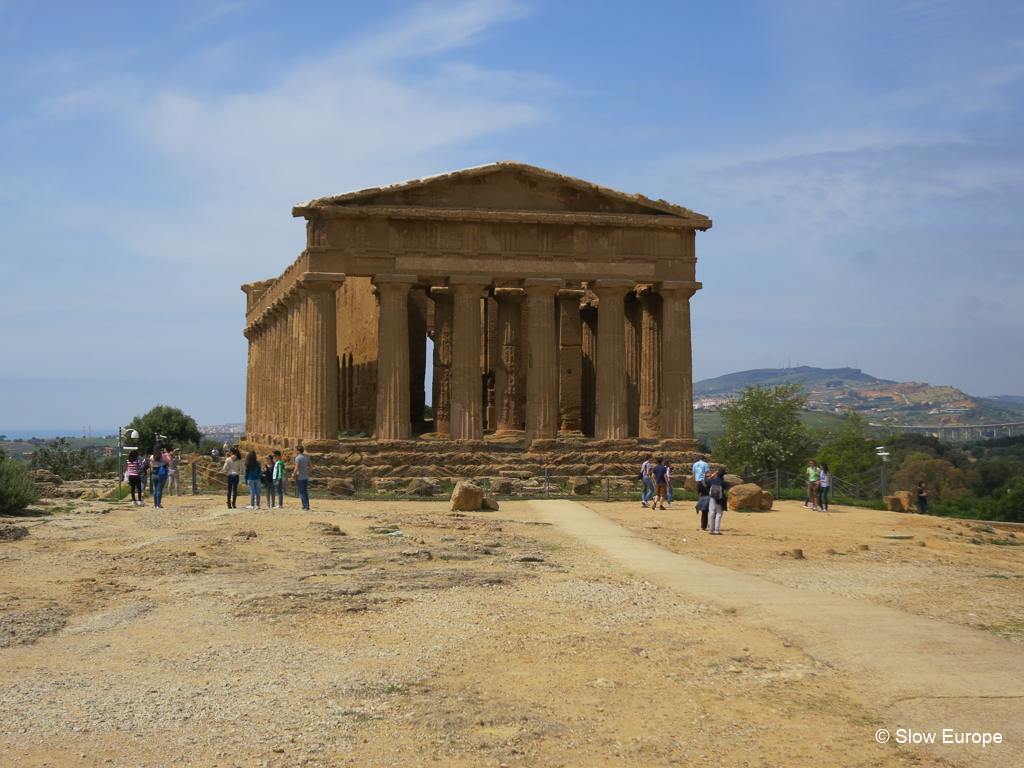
[758,490,774,511]
[894,490,915,512]
[884,495,903,512]
[728,483,770,511]
[725,474,744,488]
[570,477,592,495]
[450,480,484,511]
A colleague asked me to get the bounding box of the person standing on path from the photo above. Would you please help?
[293,445,311,510]
[692,456,710,496]
[150,443,168,509]
[706,469,728,535]
[167,448,181,496]
[651,457,669,510]
[272,450,285,509]
[665,460,674,506]
[639,454,654,508]
[805,459,821,511]
[261,454,275,510]
[244,451,262,510]
[917,481,929,514]
[126,449,145,506]
[222,447,244,509]
[818,462,831,512]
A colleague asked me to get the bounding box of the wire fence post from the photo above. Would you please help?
[192,463,198,495]
[775,468,780,499]
[544,469,550,497]
[605,477,610,502]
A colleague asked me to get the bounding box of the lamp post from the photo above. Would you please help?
[876,447,891,497]
[118,427,140,501]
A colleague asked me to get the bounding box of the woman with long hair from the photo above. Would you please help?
[126,449,145,506]
[244,450,262,510]
[818,462,831,512]
[222,447,244,509]
[150,442,167,509]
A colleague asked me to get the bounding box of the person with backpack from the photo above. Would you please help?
[150,443,168,509]
[706,469,728,535]
[639,453,655,508]
[272,450,285,509]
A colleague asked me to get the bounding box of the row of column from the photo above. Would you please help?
[245,274,344,442]
[373,274,699,443]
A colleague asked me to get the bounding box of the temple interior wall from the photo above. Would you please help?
[336,277,378,434]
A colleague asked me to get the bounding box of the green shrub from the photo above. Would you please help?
[0,448,40,514]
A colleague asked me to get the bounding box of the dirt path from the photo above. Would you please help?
[1,494,1021,767]
[530,498,1024,767]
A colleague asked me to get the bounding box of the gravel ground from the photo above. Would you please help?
[0,495,968,767]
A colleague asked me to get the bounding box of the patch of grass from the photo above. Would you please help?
[992,540,1024,546]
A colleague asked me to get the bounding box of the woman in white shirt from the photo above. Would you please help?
[222,448,245,509]
[818,463,831,512]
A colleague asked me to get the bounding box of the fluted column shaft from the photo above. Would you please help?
[493,288,525,434]
[639,287,663,438]
[373,275,416,441]
[557,289,585,434]
[590,280,635,440]
[244,327,255,437]
[429,288,453,437]
[297,273,345,441]
[523,278,564,441]
[450,276,491,440]
[657,281,701,439]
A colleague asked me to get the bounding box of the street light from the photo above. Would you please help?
[876,447,891,495]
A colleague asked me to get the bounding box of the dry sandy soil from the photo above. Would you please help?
[1,493,1022,768]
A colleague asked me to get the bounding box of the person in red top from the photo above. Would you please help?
[125,449,145,507]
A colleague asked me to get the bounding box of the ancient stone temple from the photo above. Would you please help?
[240,163,711,477]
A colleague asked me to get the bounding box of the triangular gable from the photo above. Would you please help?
[294,162,710,227]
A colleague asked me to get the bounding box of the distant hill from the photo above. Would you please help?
[694,367,893,396]
[983,396,1024,411]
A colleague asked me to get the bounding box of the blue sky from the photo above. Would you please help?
[1,0,1022,435]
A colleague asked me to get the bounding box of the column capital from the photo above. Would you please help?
[429,286,453,303]
[493,287,526,304]
[300,271,346,292]
[372,273,418,290]
[521,277,565,296]
[654,280,702,299]
[557,288,586,300]
[589,279,635,297]
[449,275,492,294]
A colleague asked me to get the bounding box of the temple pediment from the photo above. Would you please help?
[293,162,711,229]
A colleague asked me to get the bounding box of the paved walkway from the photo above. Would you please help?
[528,500,1024,768]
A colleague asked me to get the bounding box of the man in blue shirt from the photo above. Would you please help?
[692,457,710,494]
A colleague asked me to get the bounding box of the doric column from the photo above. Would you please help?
[493,288,526,434]
[624,292,641,437]
[373,275,417,441]
[638,286,663,438]
[429,287,453,437]
[523,278,564,441]
[657,281,701,439]
[297,272,345,441]
[285,296,300,438]
[244,326,255,438]
[580,302,598,437]
[557,289,585,434]
[408,287,428,433]
[449,276,491,441]
[590,280,635,440]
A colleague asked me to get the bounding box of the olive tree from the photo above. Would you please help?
[128,405,203,454]
[714,383,810,476]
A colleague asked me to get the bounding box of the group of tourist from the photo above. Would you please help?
[123,444,181,508]
[640,454,728,535]
[804,459,832,511]
[221,445,311,511]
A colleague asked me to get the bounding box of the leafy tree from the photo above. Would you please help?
[128,405,203,454]
[892,457,968,503]
[883,433,965,468]
[714,383,810,476]
[0,447,40,514]
[815,410,878,479]
[933,477,1024,523]
[29,437,98,481]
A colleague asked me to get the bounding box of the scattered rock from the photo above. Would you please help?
[326,480,355,496]
[759,491,774,511]
[791,548,805,559]
[511,554,545,563]
[883,495,903,512]
[234,530,257,539]
[372,478,398,491]
[402,478,436,496]
[309,522,345,536]
[0,524,30,542]
[450,480,484,511]
[858,544,870,551]
[825,547,836,555]
[489,479,513,495]
[592,678,616,689]
[481,497,500,511]
[724,474,744,488]
[29,469,63,486]
[894,490,914,512]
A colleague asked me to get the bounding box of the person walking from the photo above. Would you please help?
[916,481,929,515]
[272,450,285,509]
[665,460,674,506]
[150,442,168,509]
[222,447,244,509]
[244,451,262,510]
[167,448,181,496]
[706,469,728,535]
[651,457,669,510]
[639,453,654,508]
[805,459,821,511]
[125,449,145,506]
[818,462,831,512]
[293,445,311,510]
